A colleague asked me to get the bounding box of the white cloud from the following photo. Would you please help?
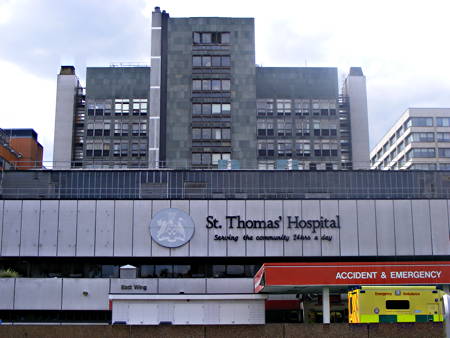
[0,59,55,163]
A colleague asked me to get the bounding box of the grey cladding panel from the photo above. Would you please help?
[375,200,396,256]
[95,201,114,256]
[264,200,283,256]
[170,200,190,257]
[132,200,152,256]
[114,201,133,256]
[356,200,377,256]
[39,200,59,256]
[284,200,302,256]
[227,201,247,257]
[339,200,358,256]
[302,201,321,256]
[244,200,264,256]
[62,279,109,310]
[430,200,450,255]
[15,278,62,310]
[0,278,14,309]
[76,200,96,256]
[208,200,227,257]
[151,200,170,257]
[2,200,22,256]
[320,200,339,256]
[393,200,413,256]
[412,200,432,255]
[20,200,40,256]
[58,200,77,256]
[189,200,208,257]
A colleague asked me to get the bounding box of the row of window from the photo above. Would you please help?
[193,55,231,67]
[192,103,231,115]
[85,141,147,157]
[404,116,450,128]
[87,99,148,116]
[192,152,231,165]
[257,99,337,117]
[258,161,339,170]
[372,132,450,166]
[258,140,338,157]
[192,128,231,140]
[403,147,450,160]
[192,79,231,91]
[257,120,337,137]
[193,32,230,45]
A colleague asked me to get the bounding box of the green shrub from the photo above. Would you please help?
[0,269,20,277]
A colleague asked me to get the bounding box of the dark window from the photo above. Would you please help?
[212,56,221,67]
[221,56,230,66]
[201,33,212,44]
[193,32,201,44]
[386,300,409,310]
[192,103,202,115]
[192,56,201,66]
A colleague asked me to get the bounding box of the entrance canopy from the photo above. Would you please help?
[254,261,450,293]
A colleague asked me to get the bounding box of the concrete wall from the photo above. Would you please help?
[0,278,254,310]
[164,17,257,168]
[1,199,449,258]
[53,74,78,169]
[343,69,370,169]
[0,323,444,338]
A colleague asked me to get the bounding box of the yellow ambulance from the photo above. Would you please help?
[348,286,445,323]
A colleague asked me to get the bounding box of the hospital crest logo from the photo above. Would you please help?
[149,208,195,248]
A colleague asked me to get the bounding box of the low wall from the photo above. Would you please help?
[0,323,445,338]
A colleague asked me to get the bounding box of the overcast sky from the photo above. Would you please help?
[2,0,450,163]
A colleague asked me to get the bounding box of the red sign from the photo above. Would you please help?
[254,262,450,293]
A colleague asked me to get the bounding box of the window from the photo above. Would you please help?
[258,140,275,157]
[295,140,311,157]
[276,99,291,116]
[407,148,436,158]
[407,117,433,127]
[192,79,231,91]
[257,120,274,136]
[193,55,231,67]
[277,141,292,156]
[438,148,450,158]
[277,119,292,136]
[437,132,450,142]
[212,153,231,164]
[193,32,230,45]
[411,132,434,142]
[439,163,450,170]
[132,99,148,115]
[385,300,409,310]
[410,163,436,170]
[437,117,450,127]
[114,99,130,115]
[257,99,274,116]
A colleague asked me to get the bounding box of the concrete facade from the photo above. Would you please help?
[371,108,450,170]
[53,66,79,169]
[1,198,449,258]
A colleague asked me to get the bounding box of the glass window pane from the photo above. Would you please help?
[192,80,201,90]
[222,103,231,112]
[202,80,211,90]
[211,80,221,91]
[212,104,221,114]
[201,33,211,43]
[211,56,221,67]
[192,56,201,66]
[202,104,211,114]
[202,56,211,67]
[221,56,230,66]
